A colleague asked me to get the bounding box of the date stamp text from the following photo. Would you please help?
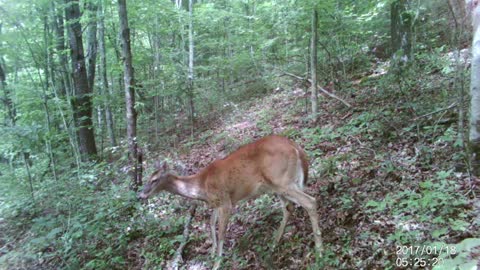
[395,245,456,267]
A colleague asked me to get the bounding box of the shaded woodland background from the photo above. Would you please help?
[0,0,479,269]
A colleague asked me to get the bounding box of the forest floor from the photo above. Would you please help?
[1,62,480,270]
[141,66,480,269]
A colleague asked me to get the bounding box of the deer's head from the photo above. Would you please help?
[138,162,175,199]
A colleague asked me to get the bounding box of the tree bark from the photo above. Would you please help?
[50,1,82,171]
[0,23,16,126]
[43,15,58,181]
[450,0,470,30]
[187,0,195,128]
[98,1,116,147]
[0,60,13,125]
[153,16,161,144]
[0,60,15,127]
[118,0,141,190]
[310,7,318,120]
[65,0,98,160]
[469,0,480,175]
[51,2,71,97]
[23,153,35,202]
[390,0,414,63]
[86,1,98,91]
[87,3,102,151]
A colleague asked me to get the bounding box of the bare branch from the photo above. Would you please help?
[281,71,353,108]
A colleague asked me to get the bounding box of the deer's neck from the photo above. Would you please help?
[165,174,207,201]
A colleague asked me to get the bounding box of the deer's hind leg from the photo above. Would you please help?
[212,202,232,270]
[274,195,293,246]
[282,187,323,255]
[210,208,218,257]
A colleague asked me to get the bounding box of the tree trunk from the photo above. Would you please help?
[390,0,414,63]
[118,0,141,190]
[469,0,480,175]
[43,16,58,182]
[0,23,16,126]
[451,0,468,26]
[50,1,82,171]
[51,2,71,97]
[310,7,318,120]
[23,153,35,202]
[451,0,471,32]
[88,3,102,152]
[153,16,161,144]
[65,0,98,161]
[0,61,13,125]
[86,1,98,91]
[0,59,15,127]
[187,0,195,129]
[98,1,116,147]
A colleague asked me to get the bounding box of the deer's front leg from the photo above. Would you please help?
[212,203,231,270]
[210,209,218,257]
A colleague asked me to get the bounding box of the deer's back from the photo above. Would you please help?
[199,135,308,205]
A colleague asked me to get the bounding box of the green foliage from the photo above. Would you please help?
[0,157,186,269]
[319,156,339,177]
[309,246,340,269]
[257,108,275,135]
[432,238,480,270]
[340,111,385,138]
[0,0,475,269]
[366,170,471,248]
[302,126,339,159]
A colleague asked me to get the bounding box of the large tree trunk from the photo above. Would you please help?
[310,7,318,120]
[65,0,98,160]
[85,2,100,149]
[51,2,71,97]
[390,0,414,64]
[50,2,82,169]
[469,0,480,175]
[86,2,98,91]
[98,1,116,147]
[118,0,141,190]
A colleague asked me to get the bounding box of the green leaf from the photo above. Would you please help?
[436,170,452,180]
[419,180,433,189]
[449,219,470,232]
[365,200,379,207]
[46,227,63,239]
[431,227,448,238]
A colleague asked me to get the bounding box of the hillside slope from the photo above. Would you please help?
[143,66,480,269]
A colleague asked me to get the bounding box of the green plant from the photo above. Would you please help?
[432,238,480,270]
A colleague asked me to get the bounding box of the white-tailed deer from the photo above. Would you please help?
[138,135,323,269]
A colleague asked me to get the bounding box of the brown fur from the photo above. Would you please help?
[138,135,322,270]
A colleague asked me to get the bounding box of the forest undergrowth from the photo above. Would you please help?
[1,59,480,270]
[136,62,480,269]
